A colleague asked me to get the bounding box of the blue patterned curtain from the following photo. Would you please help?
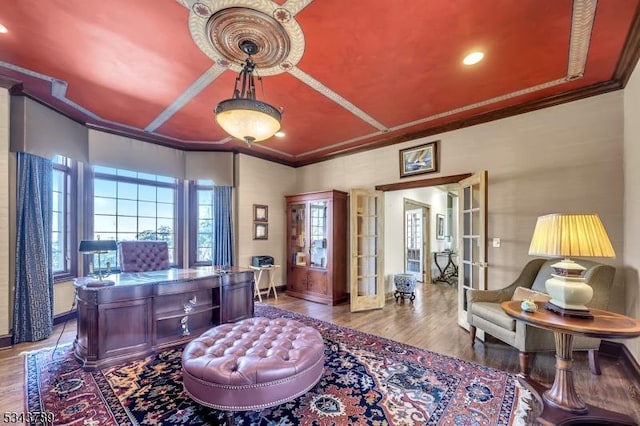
[13,152,53,343]
[212,186,234,267]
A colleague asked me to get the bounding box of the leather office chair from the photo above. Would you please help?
[466,258,615,377]
[118,240,170,272]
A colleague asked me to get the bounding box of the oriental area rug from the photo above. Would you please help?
[26,305,531,425]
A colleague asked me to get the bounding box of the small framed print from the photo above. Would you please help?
[436,213,445,240]
[254,223,268,240]
[295,252,306,266]
[399,140,439,178]
[253,204,268,222]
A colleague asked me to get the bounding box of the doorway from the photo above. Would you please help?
[376,173,483,316]
[404,199,430,283]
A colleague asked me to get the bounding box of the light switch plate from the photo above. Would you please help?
[492,238,501,248]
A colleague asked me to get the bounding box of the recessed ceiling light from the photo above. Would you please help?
[274,131,285,137]
[0,24,8,34]
[463,51,484,65]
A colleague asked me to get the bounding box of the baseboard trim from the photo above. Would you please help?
[600,340,640,380]
[0,334,12,349]
[0,311,77,350]
[54,309,77,325]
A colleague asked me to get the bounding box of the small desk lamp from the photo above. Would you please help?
[528,213,615,319]
[79,239,118,286]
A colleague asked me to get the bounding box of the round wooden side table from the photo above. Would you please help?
[502,300,640,425]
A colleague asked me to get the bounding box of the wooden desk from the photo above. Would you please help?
[250,264,280,302]
[502,300,640,425]
[74,267,254,370]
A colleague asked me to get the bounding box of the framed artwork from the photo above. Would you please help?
[254,223,268,240]
[295,252,306,266]
[399,140,439,178]
[436,213,445,240]
[253,204,268,222]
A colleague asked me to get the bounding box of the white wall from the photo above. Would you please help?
[295,92,624,293]
[623,61,640,360]
[235,154,296,291]
[0,89,9,335]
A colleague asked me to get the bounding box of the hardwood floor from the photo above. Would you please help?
[0,282,638,422]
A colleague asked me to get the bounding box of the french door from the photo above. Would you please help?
[350,189,385,312]
[457,171,488,331]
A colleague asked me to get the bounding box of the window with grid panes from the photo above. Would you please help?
[189,180,214,266]
[92,166,180,270]
[52,155,76,280]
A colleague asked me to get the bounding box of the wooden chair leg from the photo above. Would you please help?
[518,352,531,377]
[469,325,477,346]
[589,349,602,375]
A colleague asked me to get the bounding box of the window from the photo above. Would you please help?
[189,180,214,266]
[52,155,76,281]
[91,166,182,269]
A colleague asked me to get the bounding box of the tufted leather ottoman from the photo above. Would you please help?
[182,317,325,417]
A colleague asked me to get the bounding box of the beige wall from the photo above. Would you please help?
[0,77,635,360]
[624,61,640,360]
[296,92,625,294]
[0,89,9,335]
[235,154,295,291]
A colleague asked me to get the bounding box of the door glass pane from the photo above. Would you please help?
[464,211,471,235]
[290,203,306,267]
[309,201,328,269]
[357,276,376,297]
[464,186,471,209]
[472,210,480,234]
[405,209,422,276]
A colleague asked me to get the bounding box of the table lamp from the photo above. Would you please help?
[79,239,118,286]
[528,213,615,319]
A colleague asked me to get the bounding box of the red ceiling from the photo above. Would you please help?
[0,0,638,166]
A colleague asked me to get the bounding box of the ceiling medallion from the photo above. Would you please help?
[192,3,211,18]
[207,7,289,69]
[186,0,305,76]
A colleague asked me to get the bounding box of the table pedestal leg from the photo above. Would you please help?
[519,331,638,425]
[543,332,587,413]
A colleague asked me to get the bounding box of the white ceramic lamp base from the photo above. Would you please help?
[544,259,594,319]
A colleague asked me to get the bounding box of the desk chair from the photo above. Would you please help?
[118,240,170,272]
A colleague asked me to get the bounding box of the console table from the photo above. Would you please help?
[74,267,254,371]
[502,300,640,425]
[433,251,457,285]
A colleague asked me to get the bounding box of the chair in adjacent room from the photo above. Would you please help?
[118,240,170,273]
[466,258,616,377]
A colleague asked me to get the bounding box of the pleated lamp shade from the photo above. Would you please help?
[527,213,615,316]
[528,213,615,258]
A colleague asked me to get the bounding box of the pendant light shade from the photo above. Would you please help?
[214,40,282,147]
[215,98,281,145]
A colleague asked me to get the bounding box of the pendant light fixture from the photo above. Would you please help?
[214,40,282,147]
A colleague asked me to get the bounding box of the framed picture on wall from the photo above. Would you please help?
[399,140,439,178]
[254,223,268,240]
[436,213,445,240]
[253,204,268,222]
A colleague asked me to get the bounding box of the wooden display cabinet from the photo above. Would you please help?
[285,190,348,305]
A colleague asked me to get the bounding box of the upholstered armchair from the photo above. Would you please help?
[118,240,170,272]
[466,258,615,377]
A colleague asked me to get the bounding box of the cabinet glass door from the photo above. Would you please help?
[309,201,328,269]
[290,203,307,267]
